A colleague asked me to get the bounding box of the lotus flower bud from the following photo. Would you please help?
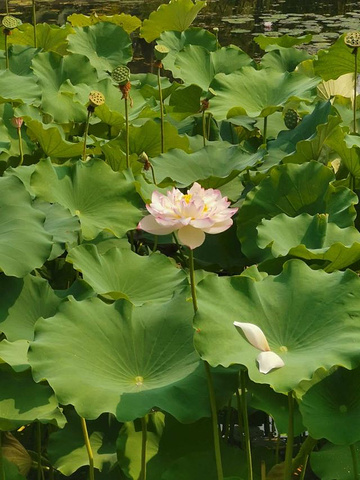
[11,117,23,129]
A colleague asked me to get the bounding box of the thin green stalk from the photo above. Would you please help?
[240,370,253,480]
[150,163,156,184]
[204,361,224,480]
[207,112,212,139]
[188,249,198,313]
[354,48,358,134]
[82,110,91,162]
[299,455,309,480]
[152,235,158,253]
[0,432,5,480]
[350,173,356,191]
[125,96,130,168]
[235,388,245,451]
[350,444,360,480]
[80,417,95,480]
[284,391,295,480]
[224,397,232,442]
[157,65,165,154]
[260,460,266,480]
[17,127,23,166]
[140,416,148,480]
[263,116,268,142]
[202,110,207,147]
[37,423,42,480]
[32,0,37,48]
[5,0,8,14]
[275,433,280,465]
[4,33,9,70]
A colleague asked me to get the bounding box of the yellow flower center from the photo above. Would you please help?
[183,194,192,203]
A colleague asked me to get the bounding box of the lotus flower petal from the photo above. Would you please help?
[137,214,177,235]
[178,225,206,249]
[256,351,285,374]
[233,321,270,351]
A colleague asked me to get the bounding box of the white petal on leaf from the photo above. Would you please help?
[233,322,270,352]
[256,351,285,374]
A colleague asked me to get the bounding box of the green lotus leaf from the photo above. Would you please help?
[167,84,202,120]
[9,23,74,55]
[310,442,360,480]
[0,69,40,105]
[254,34,312,50]
[0,176,52,277]
[193,260,360,393]
[172,45,253,92]
[0,340,29,372]
[31,51,98,123]
[67,244,188,305]
[300,366,360,445]
[314,34,355,81]
[0,364,65,431]
[30,158,143,240]
[133,73,177,101]
[237,161,357,260]
[256,212,360,270]
[158,28,217,72]
[34,201,80,260]
[8,44,37,76]
[67,13,141,34]
[209,67,320,120]
[149,145,263,188]
[67,23,132,75]
[326,128,360,177]
[140,0,206,43]
[0,273,61,341]
[29,294,220,422]
[261,47,312,73]
[48,410,120,475]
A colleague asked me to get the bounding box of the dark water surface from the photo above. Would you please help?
[2,0,360,57]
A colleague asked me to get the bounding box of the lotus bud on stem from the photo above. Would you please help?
[213,26,219,49]
[11,116,24,166]
[83,91,105,162]
[345,32,360,134]
[154,45,169,154]
[138,151,156,184]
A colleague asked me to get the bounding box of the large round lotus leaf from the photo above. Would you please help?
[0,176,52,278]
[140,0,206,43]
[158,28,217,72]
[311,442,360,480]
[172,45,253,91]
[67,13,141,34]
[30,158,143,241]
[9,23,74,55]
[314,34,355,81]
[193,260,360,394]
[29,294,228,422]
[0,273,61,342]
[149,145,263,188]
[237,161,357,260]
[0,364,65,431]
[300,366,360,445]
[209,67,320,120]
[34,201,80,260]
[66,244,188,305]
[0,340,29,373]
[254,34,312,50]
[67,23,132,75]
[167,84,203,120]
[261,47,312,73]
[256,212,360,270]
[0,69,40,105]
[326,128,360,178]
[31,52,98,123]
[48,410,120,475]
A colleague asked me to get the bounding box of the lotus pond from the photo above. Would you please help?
[2,0,360,479]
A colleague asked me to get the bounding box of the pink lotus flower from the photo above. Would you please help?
[137,182,238,249]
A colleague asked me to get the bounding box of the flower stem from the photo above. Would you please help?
[17,127,23,166]
[188,248,198,314]
[202,110,207,147]
[32,0,37,48]
[204,361,224,480]
[236,388,245,451]
[140,416,148,480]
[263,116,268,142]
[82,110,91,162]
[4,33,9,70]
[125,96,130,169]
[284,391,295,480]
[350,444,360,480]
[80,417,95,480]
[157,65,165,154]
[37,422,42,480]
[240,370,253,480]
[354,48,358,134]
[5,0,8,14]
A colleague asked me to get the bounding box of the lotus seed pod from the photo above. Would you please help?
[154,44,170,61]
[284,109,300,130]
[88,91,105,107]
[2,15,21,30]
[111,66,130,86]
[345,32,360,48]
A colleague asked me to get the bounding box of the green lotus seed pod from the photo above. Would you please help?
[2,15,21,30]
[345,31,360,48]
[111,66,130,86]
[154,44,170,61]
[88,91,105,107]
[284,109,300,130]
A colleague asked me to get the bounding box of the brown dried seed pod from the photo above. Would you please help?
[88,91,105,107]
[345,32,360,48]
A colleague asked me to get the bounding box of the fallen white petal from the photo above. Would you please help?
[233,322,270,352]
[256,351,285,374]
[178,225,206,249]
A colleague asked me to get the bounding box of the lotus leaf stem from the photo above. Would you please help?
[82,109,91,162]
[0,432,4,480]
[299,455,309,480]
[157,64,165,154]
[235,388,245,451]
[37,422,42,480]
[350,173,356,191]
[125,96,130,169]
[80,417,95,480]
[354,48,358,134]
[17,126,24,166]
[260,460,266,480]
[5,0,8,14]
[224,397,232,441]
[240,370,253,480]
[140,416,148,480]
[291,435,316,472]
[202,110,207,147]
[4,33,9,70]
[207,112,212,139]
[263,116,268,143]
[284,391,295,480]
[350,444,360,480]
[32,0,37,48]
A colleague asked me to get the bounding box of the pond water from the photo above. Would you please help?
[2,0,360,58]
